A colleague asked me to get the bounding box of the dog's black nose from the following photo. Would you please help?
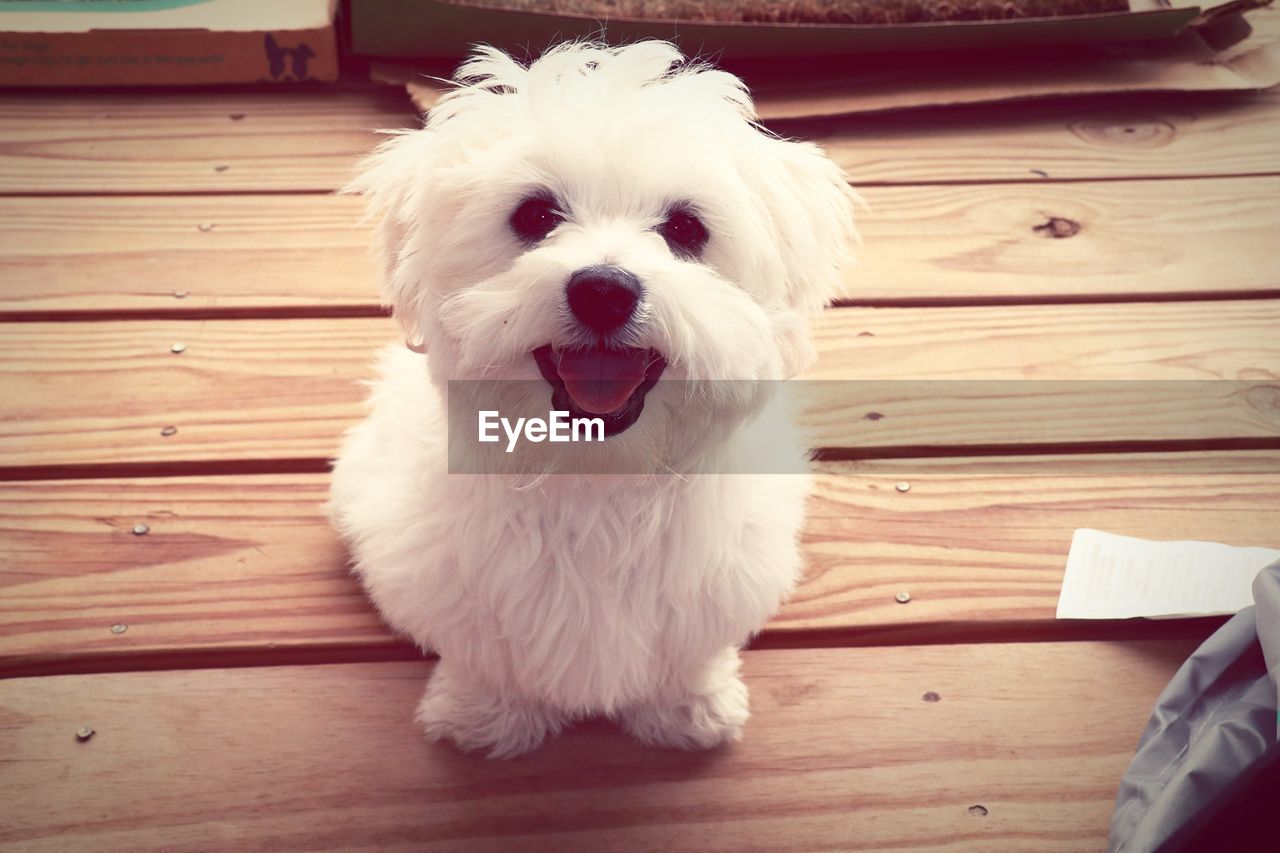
[566,266,641,335]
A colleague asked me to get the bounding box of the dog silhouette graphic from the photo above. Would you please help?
[264,33,316,81]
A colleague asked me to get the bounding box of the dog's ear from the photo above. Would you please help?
[344,127,444,347]
[344,47,528,349]
[762,136,860,314]
[263,33,284,78]
[752,135,861,375]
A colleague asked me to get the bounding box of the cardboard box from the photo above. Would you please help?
[375,4,1280,119]
[0,0,339,86]
[348,0,1264,61]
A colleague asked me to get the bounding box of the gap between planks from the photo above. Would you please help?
[9,289,1280,324]
[0,618,1224,681]
[6,440,1280,484]
[7,168,1280,199]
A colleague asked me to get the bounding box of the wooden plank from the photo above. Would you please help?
[4,177,1280,317]
[1,453,1271,675]
[0,641,1197,851]
[795,452,1280,636]
[2,87,1279,194]
[0,318,387,474]
[817,89,1280,185]
[0,474,379,674]
[0,195,378,317]
[855,176,1280,302]
[0,89,416,194]
[804,299,1279,381]
[1,301,1276,475]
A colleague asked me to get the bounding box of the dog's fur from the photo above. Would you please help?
[330,41,858,758]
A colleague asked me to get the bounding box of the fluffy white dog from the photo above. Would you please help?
[330,40,858,758]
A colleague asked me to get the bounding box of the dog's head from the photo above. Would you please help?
[350,41,858,470]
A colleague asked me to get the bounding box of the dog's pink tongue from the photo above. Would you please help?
[555,348,649,415]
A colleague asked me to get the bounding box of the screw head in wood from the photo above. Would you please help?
[895,591,911,604]
[968,805,989,817]
[75,726,95,742]
[197,222,214,232]
[172,290,188,299]
[895,481,911,493]
[170,342,186,354]
[132,523,149,536]
[110,623,127,635]
[160,426,177,437]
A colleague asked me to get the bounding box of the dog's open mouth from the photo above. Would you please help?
[533,345,666,437]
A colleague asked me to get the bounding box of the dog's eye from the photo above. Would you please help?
[510,196,562,243]
[660,210,708,258]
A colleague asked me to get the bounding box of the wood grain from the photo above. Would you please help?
[4,176,1280,317]
[855,176,1280,302]
[1,302,1276,475]
[2,87,1279,194]
[0,89,416,194]
[0,195,378,316]
[0,474,381,673]
[814,89,1280,185]
[1,453,1271,675]
[0,318,388,474]
[794,452,1280,636]
[804,299,1279,381]
[0,641,1198,851]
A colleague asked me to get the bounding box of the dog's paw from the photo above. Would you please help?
[621,647,750,750]
[415,663,562,759]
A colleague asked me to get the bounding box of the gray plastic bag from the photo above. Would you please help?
[1110,559,1280,852]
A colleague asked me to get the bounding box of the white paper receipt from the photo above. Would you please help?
[1057,528,1280,620]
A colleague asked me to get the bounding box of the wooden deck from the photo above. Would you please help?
[3,16,1280,849]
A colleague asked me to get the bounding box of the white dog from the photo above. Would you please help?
[330,40,858,758]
